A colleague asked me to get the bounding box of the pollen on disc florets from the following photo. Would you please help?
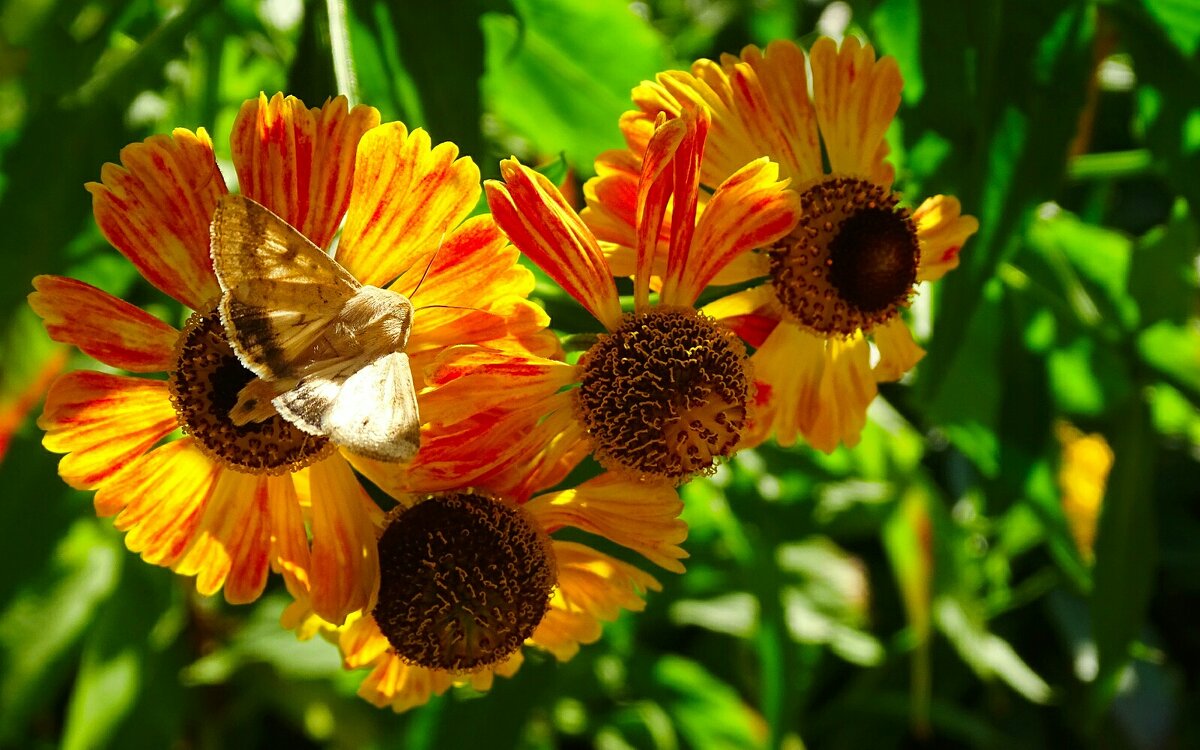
[168,308,333,474]
[768,176,920,337]
[372,492,556,673]
[574,307,752,485]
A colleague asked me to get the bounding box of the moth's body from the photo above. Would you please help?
[210,195,421,462]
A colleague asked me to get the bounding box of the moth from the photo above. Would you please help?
[210,193,420,462]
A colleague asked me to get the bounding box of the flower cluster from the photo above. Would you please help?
[32,37,976,711]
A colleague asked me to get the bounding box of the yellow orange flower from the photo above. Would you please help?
[283,464,687,712]
[588,37,979,452]
[1056,422,1113,562]
[389,109,799,494]
[31,93,553,624]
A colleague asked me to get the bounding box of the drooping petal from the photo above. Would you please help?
[530,541,660,661]
[486,159,622,331]
[873,317,925,382]
[103,438,222,567]
[667,157,799,306]
[809,36,902,179]
[525,473,688,573]
[231,93,380,250]
[700,285,780,349]
[338,123,479,287]
[267,474,312,599]
[306,456,382,625]
[87,128,225,309]
[357,655,454,712]
[913,195,979,282]
[340,613,392,669]
[174,470,272,603]
[38,371,179,491]
[752,323,876,452]
[29,275,179,373]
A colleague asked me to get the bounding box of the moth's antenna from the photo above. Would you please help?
[414,303,485,313]
[407,228,448,302]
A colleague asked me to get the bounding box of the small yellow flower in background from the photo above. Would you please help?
[589,37,980,452]
[284,461,687,712]
[29,93,554,624]
[1056,422,1113,562]
[396,108,799,494]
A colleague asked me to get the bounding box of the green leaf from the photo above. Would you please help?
[482,0,671,171]
[901,1,1096,401]
[648,656,762,750]
[1047,336,1133,416]
[1138,320,1200,400]
[935,596,1054,704]
[1129,200,1200,328]
[0,519,121,742]
[1090,394,1157,710]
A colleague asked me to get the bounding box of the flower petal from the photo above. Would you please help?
[636,113,688,310]
[29,275,179,372]
[752,323,876,452]
[700,285,780,349]
[338,123,479,287]
[390,214,532,307]
[88,129,225,308]
[104,438,222,567]
[340,613,392,668]
[486,159,622,330]
[357,656,453,712]
[38,371,179,491]
[525,473,688,573]
[175,470,272,603]
[873,317,925,382]
[267,474,312,599]
[306,456,382,625]
[913,195,979,282]
[809,37,902,179]
[231,93,380,250]
[530,540,659,661]
[669,157,799,306]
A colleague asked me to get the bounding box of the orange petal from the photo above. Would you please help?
[175,470,272,603]
[29,275,179,372]
[390,214,532,307]
[231,93,380,250]
[721,41,824,183]
[700,285,780,348]
[913,195,979,282]
[266,474,312,599]
[357,655,453,712]
[337,123,479,287]
[410,298,552,365]
[752,324,876,452]
[530,540,659,661]
[486,159,622,331]
[873,317,925,382]
[340,613,392,668]
[87,128,225,309]
[526,473,688,573]
[38,371,179,491]
[669,157,799,306]
[104,438,222,567]
[809,37,902,179]
[635,114,688,310]
[306,456,382,625]
[423,349,576,423]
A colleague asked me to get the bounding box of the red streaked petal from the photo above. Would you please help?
[88,128,225,309]
[913,195,979,282]
[38,371,179,491]
[266,474,312,599]
[486,159,622,331]
[809,37,902,179]
[307,457,382,625]
[391,214,533,306]
[175,470,272,603]
[337,123,479,287]
[700,285,780,349]
[29,275,179,372]
[672,157,800,306]
[634,114,685,310]
[232,93,380,250]
[105,438,222,567]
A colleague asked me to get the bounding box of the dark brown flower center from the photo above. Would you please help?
[372,492,556,673]
[168,308,332,474]
[574,307,751,485]
[768,177,919,336]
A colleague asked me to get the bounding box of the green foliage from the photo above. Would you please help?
[0,0,1197,747]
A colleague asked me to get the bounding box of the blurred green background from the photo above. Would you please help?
[1,0,1198,747]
